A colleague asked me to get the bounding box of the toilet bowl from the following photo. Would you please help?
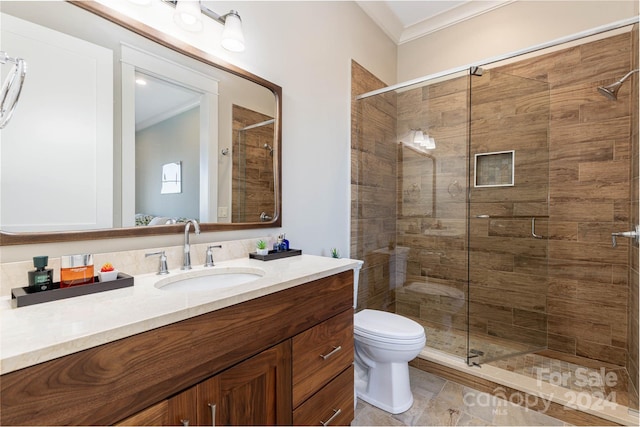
[353,309,426,414]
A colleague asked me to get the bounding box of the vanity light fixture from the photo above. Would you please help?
[166,1,245,52]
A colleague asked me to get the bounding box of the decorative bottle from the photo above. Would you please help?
[28,256,54,292]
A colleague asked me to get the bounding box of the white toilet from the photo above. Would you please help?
[352,262,426,414]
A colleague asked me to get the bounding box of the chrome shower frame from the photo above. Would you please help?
[357,16,639,100]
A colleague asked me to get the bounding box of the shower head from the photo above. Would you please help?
[597,82,622,100]
[597,69,639,100]
[263,143,273,155]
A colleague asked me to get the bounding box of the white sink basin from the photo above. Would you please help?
[155,267,265,292]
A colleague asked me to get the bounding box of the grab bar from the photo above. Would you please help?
[531,217,543,239]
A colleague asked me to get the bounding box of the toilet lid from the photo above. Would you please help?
[354,309,425,341]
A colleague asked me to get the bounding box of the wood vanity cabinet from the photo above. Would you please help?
[0,270,354,426]
[292,308,355,424]
[118,341,292,426]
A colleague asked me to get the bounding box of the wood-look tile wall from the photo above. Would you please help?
[231,105,275,223]
[465,68,551,353]
[350,61,397,312]
[503,32,633,367]
[394,75,470,351]
[352,31,636,371]
[628,23,639,395]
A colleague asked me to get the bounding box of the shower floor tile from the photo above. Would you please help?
[409,317,534,361]
[488,351,639,411]
[409,318,639,414]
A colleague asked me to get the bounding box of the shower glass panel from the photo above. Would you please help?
[353,68,472,360]
[467,69,550,365]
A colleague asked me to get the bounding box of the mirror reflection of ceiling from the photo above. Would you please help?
[0,1,279,236]
[135,72,201,131]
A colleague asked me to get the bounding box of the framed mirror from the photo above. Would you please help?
[0,0,281,245]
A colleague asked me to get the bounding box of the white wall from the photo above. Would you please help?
[3,0,638,263]
[0,1,396,262]
[242,1,397,257]
[398,0,638,81]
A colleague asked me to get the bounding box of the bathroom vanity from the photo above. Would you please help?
[0,256,357,426]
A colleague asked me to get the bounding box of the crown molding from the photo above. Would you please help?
[357,0,515,45]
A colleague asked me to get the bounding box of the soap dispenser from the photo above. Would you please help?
[28,256,54,292]
[281,233,290,251]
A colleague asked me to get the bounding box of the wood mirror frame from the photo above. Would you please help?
[0,1,282,246]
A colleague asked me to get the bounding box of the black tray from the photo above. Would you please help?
[11,273,134,308]
[249,248,302,261]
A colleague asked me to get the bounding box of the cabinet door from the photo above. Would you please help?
[167,387,198,426]
[197,341,292,426]
[116,388,196,426]
[115,400,168,426]
[293,366,354,426]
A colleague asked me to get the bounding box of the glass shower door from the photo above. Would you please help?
[467,69,550,365]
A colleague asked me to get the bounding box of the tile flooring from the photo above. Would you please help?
[352,367,570,426]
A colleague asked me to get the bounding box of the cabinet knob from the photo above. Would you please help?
[320,345,342,360]
[320,408,342,426]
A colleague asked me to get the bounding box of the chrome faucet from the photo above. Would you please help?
[182,219,201,270]
[204,245,222,267]
[145,250,169,275]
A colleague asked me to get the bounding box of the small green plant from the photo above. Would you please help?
[256,239,267,250]
[330,248,340,258]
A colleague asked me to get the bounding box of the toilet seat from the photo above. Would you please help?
[355,330,426,348]
[354,309,425,342]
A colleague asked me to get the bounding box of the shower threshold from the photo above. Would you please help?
[414,347,639,426]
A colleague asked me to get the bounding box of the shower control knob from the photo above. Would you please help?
[611,224,640,248]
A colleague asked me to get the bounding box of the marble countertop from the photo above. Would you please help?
[0,254,361,375]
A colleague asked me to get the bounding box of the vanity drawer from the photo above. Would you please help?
[293,365,354,426]
[292,308,354,407]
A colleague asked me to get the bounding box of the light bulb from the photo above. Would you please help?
[174,0,203,32]
[413,130,425,144]
[221,11,245,52]
[425,137,436,150]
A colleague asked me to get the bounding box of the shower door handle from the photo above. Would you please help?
[531,218,543,239]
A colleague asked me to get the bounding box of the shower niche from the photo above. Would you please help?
[474,150,514,187]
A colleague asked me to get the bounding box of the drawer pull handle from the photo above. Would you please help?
[320,408,342,426]
[180,420,190,426]
[208,403,216,426]
[320,345,342,360]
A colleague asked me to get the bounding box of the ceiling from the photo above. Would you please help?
[356,0,514,44]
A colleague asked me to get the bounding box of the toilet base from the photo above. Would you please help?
[354,359,414,414]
